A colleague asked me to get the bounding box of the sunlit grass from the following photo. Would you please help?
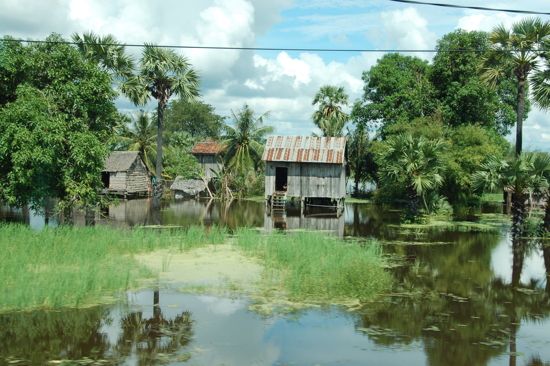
[0,223,227,312]
[235,229,392,301]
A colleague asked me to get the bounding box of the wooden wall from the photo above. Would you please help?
[109,172,127,190]
[126,158,149,193]
[196,155,222,180]
[264,161,346,199]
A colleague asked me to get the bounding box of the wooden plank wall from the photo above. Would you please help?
[197,155,222,180]
[265,162,345,199]
[126,158,150,193]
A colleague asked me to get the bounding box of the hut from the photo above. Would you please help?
[101,151,150,197]
[188,139,224,181]
[262,136,347,208]
[170,177,208,199]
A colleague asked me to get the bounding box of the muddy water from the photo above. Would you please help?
[2,200,550,366]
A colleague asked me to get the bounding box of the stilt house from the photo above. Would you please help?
[188,139,224,181]
[262,136,347,207]
[101,151,150,197]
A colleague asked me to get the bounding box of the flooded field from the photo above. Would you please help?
[1,198,550,366]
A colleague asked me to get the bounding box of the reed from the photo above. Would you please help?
[235,229,392,300]
[0,223,227,312]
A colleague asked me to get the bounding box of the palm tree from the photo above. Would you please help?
[121,45,200,201]
[379,133,447,220]
[116,110,158,173]
[219,104,275,175]
[479,18,550,155]
[311,85,349,137]
[72,31,135,83]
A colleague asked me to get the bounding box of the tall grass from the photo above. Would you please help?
[235,229,392,300]
[0,224,227,312]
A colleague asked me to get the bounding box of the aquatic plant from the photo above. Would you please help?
[0,223,227,312]
[235,229,392,300]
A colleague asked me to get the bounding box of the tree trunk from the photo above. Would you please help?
[511,191,527,237]
[153,101,164,208]
[516,73,526,156]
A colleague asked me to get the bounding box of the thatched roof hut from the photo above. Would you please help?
[102,151,150,197]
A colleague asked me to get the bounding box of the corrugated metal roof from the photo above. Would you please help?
[261,136,346,164]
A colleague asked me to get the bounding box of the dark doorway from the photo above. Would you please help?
[101,172,110,188]
[275,167,288,191]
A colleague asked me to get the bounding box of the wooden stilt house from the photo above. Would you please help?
[188,139,224,181]
[101,151,151,197]
[262,136,347,209]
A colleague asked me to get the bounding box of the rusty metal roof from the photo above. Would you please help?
[262,136,346,164]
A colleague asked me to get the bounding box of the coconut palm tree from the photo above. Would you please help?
[379,133,447,220]
[219,104,275,175]
[116,110,159,173]
[478,18,550,155]
[311,85,349,137]
[121,45,200,202]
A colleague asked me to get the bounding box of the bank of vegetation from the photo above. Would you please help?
[0,224,390,312]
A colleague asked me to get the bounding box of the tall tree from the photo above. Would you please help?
[121,45,200,201]
[219,104,274,175]
[311,85,349,137]
[431,29,519,135]
[163,99,224,141]
[353,53,438,136]
[0,34,118,211]
[479,17,550,155]
[116,110,158,173]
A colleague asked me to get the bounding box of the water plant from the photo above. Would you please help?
[235,229,392,301]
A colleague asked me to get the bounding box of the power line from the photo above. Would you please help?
[2,38,549,53]
[389,0,550,16]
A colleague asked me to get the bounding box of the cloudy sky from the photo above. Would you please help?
[1,0,549,149]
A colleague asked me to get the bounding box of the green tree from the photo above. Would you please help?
[121,45,200,201]
[311,85,349,137]
[378,133,447,220]
[0,34,118,211]
[354,53,438,136]
[163,99,224,141]
[219,103,274,176]
[431,29,519,135]
[346,125,376,196]
[479,17,550,155]
[116,110,158,173]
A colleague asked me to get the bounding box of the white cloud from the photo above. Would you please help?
[456,12,522,32]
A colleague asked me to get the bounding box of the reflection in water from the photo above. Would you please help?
[3,200,550,365]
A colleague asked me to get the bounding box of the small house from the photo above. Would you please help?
[188,139,224,181]
[262,136,347,208]
[101,151,150,197]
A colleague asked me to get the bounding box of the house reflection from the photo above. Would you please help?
[264,201,345,237]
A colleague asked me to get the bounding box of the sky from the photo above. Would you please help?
[1,0,549,150]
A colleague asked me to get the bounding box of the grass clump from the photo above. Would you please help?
[0,223,227,312]
[235,229,392,301]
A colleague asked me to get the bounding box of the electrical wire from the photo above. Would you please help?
[389,0,550,16]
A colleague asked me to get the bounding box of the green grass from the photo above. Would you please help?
[482,193,504,203]
[234,229,392,301]
[0,223,227,312]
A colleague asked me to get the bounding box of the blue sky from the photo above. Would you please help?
[1,0,549,149]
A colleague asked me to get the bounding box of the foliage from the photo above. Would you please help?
[219,103,275,176]
[378,133,447,220]
[430,29,518,135]
[0,223,228,312]
[0,34,118,211]
[346,125,377,195]
[121,44,200,182]
[164,99,225,141]
[235,229,392,300]
[163,146,199,180]
[311,85,349,137]
[353,53,438,136]
[115,110,158,173]
[479,17,550,155]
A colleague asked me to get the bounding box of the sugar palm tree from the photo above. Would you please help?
[478,18,550,155]
[311,85,349,137]
[379,133,447,220]
[72,31,134,83]
[121,45,200,201]
[219,104,275,175]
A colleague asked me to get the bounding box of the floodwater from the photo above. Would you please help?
[1,199,550,366]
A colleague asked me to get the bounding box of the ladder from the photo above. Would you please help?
[271,192,287,211]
